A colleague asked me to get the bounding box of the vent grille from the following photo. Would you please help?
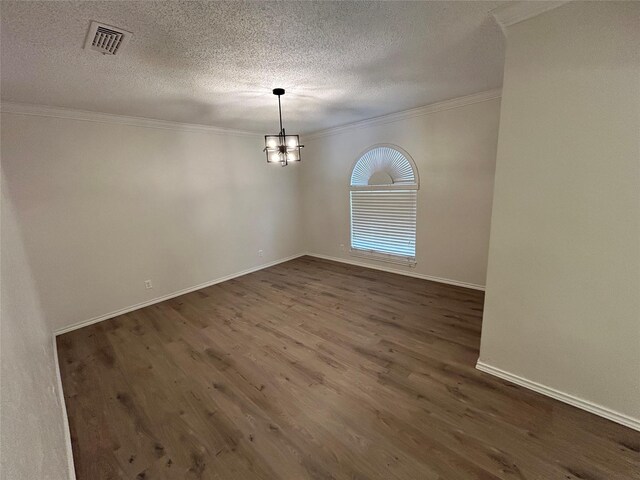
[84,21,132,55]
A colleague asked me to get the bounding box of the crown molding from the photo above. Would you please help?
[490,1,571,33]
[302,88,502,141]
[0,102,261,137]
[2,89,502,141]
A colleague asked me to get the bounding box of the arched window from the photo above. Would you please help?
[350,145,419,265]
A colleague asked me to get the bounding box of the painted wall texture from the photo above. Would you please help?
[301,96,501,288]
[1,174,72,479]
[479,1,640,423]
[1,114,304,333]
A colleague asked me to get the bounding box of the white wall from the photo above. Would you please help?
[1,173,72,479]
[301,94,501,288]
[1,111,304,333]
[479,2,640,425]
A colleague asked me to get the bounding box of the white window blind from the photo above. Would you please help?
[349,146,419,264]
[351,190,417,259]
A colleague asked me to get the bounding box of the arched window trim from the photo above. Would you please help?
[348,144,419,266]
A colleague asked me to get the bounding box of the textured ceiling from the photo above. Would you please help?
[1,1,506,133]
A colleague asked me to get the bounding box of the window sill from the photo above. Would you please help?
[350,248,416,267]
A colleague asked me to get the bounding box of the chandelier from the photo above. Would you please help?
[264,88,303,166]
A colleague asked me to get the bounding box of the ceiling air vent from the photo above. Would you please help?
[84,21,132,55]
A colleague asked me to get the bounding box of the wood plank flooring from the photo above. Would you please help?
[57,256,640,480]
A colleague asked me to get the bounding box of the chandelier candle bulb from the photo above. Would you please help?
[263,88,304,166]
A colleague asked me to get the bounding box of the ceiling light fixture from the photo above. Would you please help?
[264,88,303,166]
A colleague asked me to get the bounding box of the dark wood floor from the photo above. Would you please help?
[57,256,639,480]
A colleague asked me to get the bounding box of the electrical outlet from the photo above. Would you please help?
[340,243,346,251]
[258,249,264,257]
[144,280,153,289]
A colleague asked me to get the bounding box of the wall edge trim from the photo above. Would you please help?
[53,253,306,336]
[302,89,502,140]
[476,361,640,432]
[490,1,571,32]
[0,102,262,137]
[306,253,485,291]
[53,337,78,480]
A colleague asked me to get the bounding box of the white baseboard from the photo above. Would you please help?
[476,361,640,432]
[53,337,77,480]
[306,253,485,291]
[54,253,306,336]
